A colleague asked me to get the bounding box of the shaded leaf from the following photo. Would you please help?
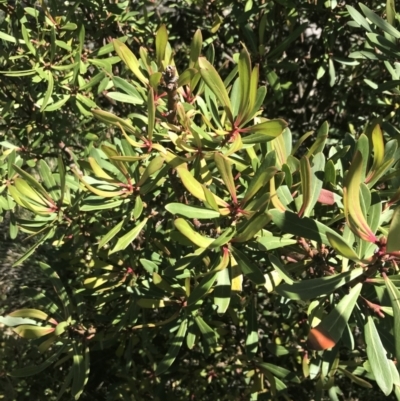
[155,319,187,375]
[276,268,364,300]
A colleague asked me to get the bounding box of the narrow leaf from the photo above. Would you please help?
[109,219,148,254]
[364,315,393,396]
[307,283,362,350]
[214,153,236,203]
[386,206,400,253]
[198,57,233,124]
[384,275,400,364]
[155,24,168,66]
[276,268,364,300]
[230,246,265,285]
[156,319,187,375]
[113,39,148,85]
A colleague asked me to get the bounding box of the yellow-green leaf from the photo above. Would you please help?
[214,153,236,203]
[155,24,168,67]
[366,124,384,183]
[383,274,400,364]
[12,324,55,339]
[174,218,213,249]
[387,206,400,253]
[344,151,377,243]
[190,29,203,68]
[236,46,251,125]
[198,57,233,124]
[147,87,155,141]
[109,218,148,254]
[113,39,148,85]
[9,309,57,325]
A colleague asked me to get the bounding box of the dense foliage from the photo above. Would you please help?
[2,1,400,400]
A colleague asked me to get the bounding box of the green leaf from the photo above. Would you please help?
[71,341,88,400]
[344,151,377,243]
[307,283,362,350]
[113,39,148,85]
[276,268,364,300]
[137,155,165,187]
[210,226,236,248]
[12,164,53,204]
[236,46,251,124]
[176,166,227,207]
[266,23,308,60]
[233,212,271,242]
[12,324,54,339]
[269,209,342,246]
[241,120,287,143]
[190,29,203,68]
[156,319,187,375]
[174,218,213,248]
[214,153,236,203]
[304,153,325,217]
[155,24,168,67]
[165,203,220,219]
[367,124,385,183]
[194,315,217,346]
[326,232,362,262]
[187,273,217,307]
[147,87,155,141]
[230,246,265,285]
[0,31,17,43]
[9,308,56,323]
[384,275,400,365]
[257,362,301,384]
[13,228,54,267]
[38,159,59,201]
[112,76,143,102]
[346,5,371,31]
[40,70,54,112]
[0,316,37,327]
[106,92,143,105]
[198,57,233,124]
[214,267,231,314]
[359,3,400,39]
[269,254,294,285]
[386,206,400,253]
[98,219,125,250]
[137,298,175,308]
[245,298,258,355]
[299,156,311,217]
[364,315,393,396]
[387,0,396,26]
[10,345,67,377]
[257,235,297,251]
[38,262,72,318]
[21,24,36,55]
[109,219,148,254]
[242,166,277,206]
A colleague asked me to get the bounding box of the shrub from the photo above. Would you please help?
[2,1,400,401]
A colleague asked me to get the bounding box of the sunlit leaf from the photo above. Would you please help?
[364,315,393,396]
[344,151,376,243]
[384,275,400,365]
[155,24,168,67]
[307,283,362,350]
[113,39,148,85]
[12,324,55,339]
[198,57,233,124]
